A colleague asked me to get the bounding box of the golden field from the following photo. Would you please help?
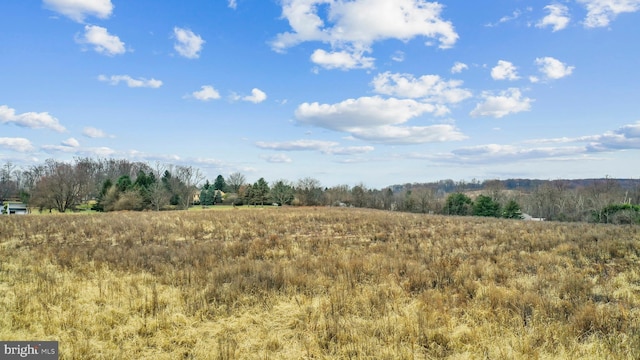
[1,207,639,359]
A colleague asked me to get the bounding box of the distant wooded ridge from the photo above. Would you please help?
[389,178,640,194]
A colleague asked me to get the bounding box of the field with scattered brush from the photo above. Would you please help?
[1,207,639,359]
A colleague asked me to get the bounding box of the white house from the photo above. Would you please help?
[5,203,28,215]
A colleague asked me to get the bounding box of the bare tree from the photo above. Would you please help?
[173,165,204,209]
[226,172,246,194]
[147,162,170,211]
[413,187,436,214]
[296,177,324,206]
[30,160,85,212]
[0,162,18,203]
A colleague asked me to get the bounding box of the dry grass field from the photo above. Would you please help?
[1,207,639,359]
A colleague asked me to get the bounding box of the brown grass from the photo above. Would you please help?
[1,207,639,359]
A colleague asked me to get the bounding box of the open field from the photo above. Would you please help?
[1,207,639,359]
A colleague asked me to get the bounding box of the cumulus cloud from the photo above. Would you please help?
[98,74,163,88]
[83,127,111,138]
[0,137,35,152]
[173,27,205,59]
[578,0,640,28]
[271,0,458,69]
[470,88,533,118]
[76,25,126,56]
[296,96,435,130]
[537,4,571,31]
[243,88,267,103]
[0,105,66,132]
[311,49,375,70]
[535,57,575,79]
[43,0,113,22]
[371,72,472,107]
[190,85,221,101]
[491,60,520,81]
[294,96,465,144]
[348,124,467,144]
[451,62,468,74]
[62,138,80,147]
[228,0,237,9]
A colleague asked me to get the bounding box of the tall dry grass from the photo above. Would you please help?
[1,207,639,359]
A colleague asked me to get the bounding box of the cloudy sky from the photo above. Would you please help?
[1,0,639,188]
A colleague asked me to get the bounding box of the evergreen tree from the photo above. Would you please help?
[214,175,227,192]
[444,193,473,216]
[270,180,294,205]
[502,200,523,219]
[252,178,270,206]
[473,195,501,217]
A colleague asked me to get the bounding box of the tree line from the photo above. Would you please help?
[1,158,639,224]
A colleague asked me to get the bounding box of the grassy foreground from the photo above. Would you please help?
[1,207,639,359]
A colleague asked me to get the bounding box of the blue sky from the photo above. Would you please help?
[1,0,639,188]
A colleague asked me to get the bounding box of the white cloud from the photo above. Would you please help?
[228,0,237,9]
[0,105,66,132]
[83,127,111,138]
[296,96,436,130]
[256,139,339,152]
[391,51,405,62]
[271,0,458,69]
[371,72,472,106]
[42,144,116,157]
[43,0,113,22]
[586,121,640,151]
[294,96,465,144]
[578,0,640,28]
[98,75,163,88]
[173,27,205,59]
[348,124,467,144]
[442,144,585,164]
[535,57,575,79]
[0,137,34,152]
[536,4,571,31]
[243,88,267,103]
[491,60,520,81]
[256,139,375,156]
[62,138,80,147]
[310,49,375,70]
[451,62,468,74]
[470,88,533,118]
[76,25,126,56]
[323,145,375,155]
[190,85,221,101]
[261,154,293,163]
[431,121,640,165]
[486,9,523,27]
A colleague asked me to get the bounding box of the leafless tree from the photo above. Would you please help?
[147,162,170,211]
[295,177,324,206]
[173,165,204,209]
[0,162,18,203]
[30,160,85,212]
[226,172,246,194]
